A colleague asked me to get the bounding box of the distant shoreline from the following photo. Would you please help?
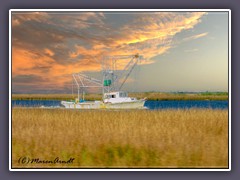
[12,92,228,101]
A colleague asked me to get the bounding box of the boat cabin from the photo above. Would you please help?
[104,91,128,99]
[103,91,136,104]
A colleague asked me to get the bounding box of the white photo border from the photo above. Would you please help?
[9,9,231,171]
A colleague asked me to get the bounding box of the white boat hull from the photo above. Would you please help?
[61,100,146,109]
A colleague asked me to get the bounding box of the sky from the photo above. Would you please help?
[11,11,229,94]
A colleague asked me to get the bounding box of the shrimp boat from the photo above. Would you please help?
[61,54,146,109]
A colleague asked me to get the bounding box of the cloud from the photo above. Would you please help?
[12,18,20,27]
[183,32,208,42]
[12,74,44,84]
[11,11,207,93]
[184,48,199,53]
[44,48,55,56]
[12,12,50,25]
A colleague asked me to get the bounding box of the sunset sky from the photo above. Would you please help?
[11,11,229,93]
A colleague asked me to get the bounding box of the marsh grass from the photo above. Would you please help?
[12,92,228,101]
[12,108,228,168]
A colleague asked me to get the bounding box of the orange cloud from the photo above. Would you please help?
[112,12,206,46]
[44,48,55,56]
[12,18,20,27]
[12,47,54,76]
[11,11,207,93]
[12,12,50,26]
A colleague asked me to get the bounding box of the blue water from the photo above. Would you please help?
[12,100,228,110]
[145,100,228,110]
[12,100,61,108]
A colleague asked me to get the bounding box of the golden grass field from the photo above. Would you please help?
[12,108,228,168]
[12,92,228,101]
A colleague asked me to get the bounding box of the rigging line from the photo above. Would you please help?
[119,57,138,90]
[135,56,141,92]
[72,77,74,99]
[134,63,137,93]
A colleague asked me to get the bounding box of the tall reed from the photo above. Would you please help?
[12,108,228,168]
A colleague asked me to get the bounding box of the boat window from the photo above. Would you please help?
[105,94,116,98]
[105,95,111,98]
[120,92,127,97]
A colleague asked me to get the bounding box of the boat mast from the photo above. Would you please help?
[102,54,141,93]
[71,54,142,101]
